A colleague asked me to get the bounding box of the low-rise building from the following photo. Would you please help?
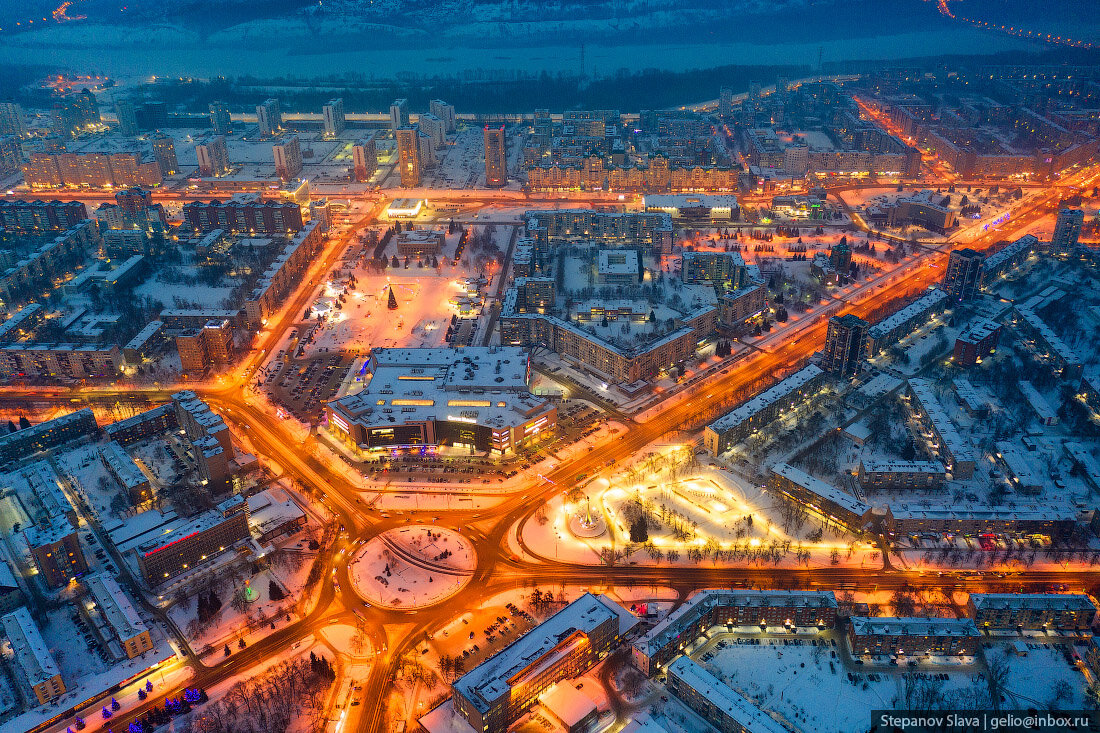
[24,517,87,588]
[123,320,166,364]
[632,589,838,674]
[767,462,874,531]
[105,403,178,446]
[717,285,766,332]
[0,560,23,614]
[983,235,1036,287]
[1012,305,1082,379]
[953,318,1001,367]
[967,593,1097,630]
[0,408,97,467]
[451,593,635,733]
[244,221,324,327]
[83,573,154,658]
[857,459,947,491]
[703,365,825,453]
[847,616,981,657]
[99,440,152,504]
[135,495,250,584]
[395,229,444,258]
[666,657,788,733]
[993,441,1044,494]
[866,289,949,355]
[1017,380,1058,426]
[905,379,977,479]
[643,194,739,220]
[886,505,1075,541]
[1,607,64,705]
[326,348,556,456]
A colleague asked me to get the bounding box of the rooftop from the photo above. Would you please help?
[84,573,149,642]
[1,606,60,686]
[707,365,824,435]
[667,657,788,733]
[969,593,1097,614]
[849,616,980,638]
[453,593,628,713]
[770,462,871,517]
[635,589,837,657]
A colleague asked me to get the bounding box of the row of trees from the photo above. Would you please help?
[177,654,335,733]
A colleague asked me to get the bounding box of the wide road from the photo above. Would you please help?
[16,159,1100,733]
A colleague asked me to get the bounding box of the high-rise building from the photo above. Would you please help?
[184,199,304,234]
[150,133,178,176]
[719,86,734,116]
[115,187,153,215]
[829,241,852,272]
[322,98,345,137]
[821,313,868,377]
[78,88,100,125]
[0,102,25,138]
[53,91,99,137]
[352,135,377,182]
[114,101,138,136]
[273,135,303,180]
[196,135,231,177]
[142,101,168,130]
[419,113,446,149]
[418,131,437,169]
[484,124,507,188]
[209,101,232,135]
[429,99,457,133]
[0,136,21,176]
[23,150,162,189]
[942,248,984,302]
[396,126,421,187]
[389,98,409,133]
[256,98,282,138]
[1051,208,1084,254]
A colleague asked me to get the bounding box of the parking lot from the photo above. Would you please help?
[262,344,354,424]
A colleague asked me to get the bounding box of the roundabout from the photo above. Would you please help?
[349,525,476,610]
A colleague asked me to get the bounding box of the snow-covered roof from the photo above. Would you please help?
[539,682,596,728]
[123,320,164,352]
[635,589,837,658]
[1017,380,1057,423]
[969,593,1097,614]
[644,194,739,211]
[453,593,624,713]
[868,289,948,340]
[1013,306,1080,368]
[994,441,1044,489]
[707,365,824,435]
[1,607,60,686]
[889,504,1075,522]
[770,462,871,517]
[848,616,979,639]
[330,347,553,434]
[84,573,148,643]
[667,657,788,733]
[955,318,1001,345]
[859,459,946,475]
[99,441,148,491]
[984,234,1036,274]
[907,379,976,465]
[0,304,43,341]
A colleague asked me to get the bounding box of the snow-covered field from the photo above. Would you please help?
[349,526,475,609]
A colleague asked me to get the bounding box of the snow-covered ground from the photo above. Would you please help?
[694,633,980,733]
[349,526,474,609]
